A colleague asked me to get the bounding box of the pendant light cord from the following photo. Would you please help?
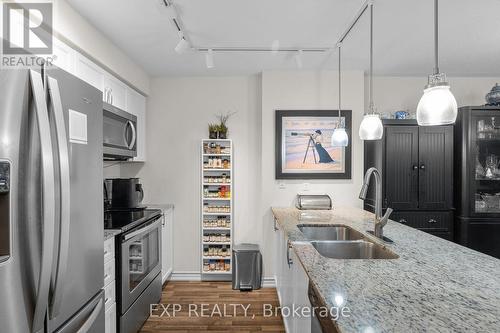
[434,0,439,74]
[369,2,374,113]
[338,44,342,127]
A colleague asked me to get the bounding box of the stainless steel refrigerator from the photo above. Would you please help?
[0,66,105,332]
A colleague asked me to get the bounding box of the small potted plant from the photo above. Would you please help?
[216,112,236,139]
[208,124,218,139]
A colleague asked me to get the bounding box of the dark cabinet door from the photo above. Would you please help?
[418,126,453,210]
[385,126,419,210]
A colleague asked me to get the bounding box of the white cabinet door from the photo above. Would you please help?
[161,208,174,283]
[273,221,283,301]
[74,53,104,92]
[126,88,147,162]
[103,75,127,111]
[281,235,295,333]
[52,38,75,74]
[292,251,311,333]
[105,302,117,333]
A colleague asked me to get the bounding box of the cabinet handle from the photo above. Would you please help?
[399,219,407,224]
[286,240,293,267]
[428,219,437,224]
[420,164,426,170]
[412,165,418,170]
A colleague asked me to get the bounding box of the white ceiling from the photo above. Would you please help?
[67,0,500,77]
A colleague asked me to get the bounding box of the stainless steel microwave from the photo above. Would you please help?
[103,102,137,160]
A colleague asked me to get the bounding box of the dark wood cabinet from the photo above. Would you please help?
[364,120,454,238]
[454,106,500,258]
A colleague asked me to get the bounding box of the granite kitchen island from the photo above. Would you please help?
[272,206,500,333]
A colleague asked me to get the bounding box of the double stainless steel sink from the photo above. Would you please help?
[297,224,398,259]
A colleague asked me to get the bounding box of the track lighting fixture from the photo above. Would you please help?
[205,49,214,69]
[416,0,457,126]
[174,36,190,54]
[294,50,303,69]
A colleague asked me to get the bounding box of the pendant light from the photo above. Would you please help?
[416,0,457,126]
[359,3,383,140]
[331,43,349,147]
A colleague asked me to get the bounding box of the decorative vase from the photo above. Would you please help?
[209,131,218,139]
[486,83,500,106]
[218,131,227,139]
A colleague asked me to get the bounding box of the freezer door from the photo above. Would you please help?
[0,69,57,333]
[53,290,105,333]
[45,68,105,332]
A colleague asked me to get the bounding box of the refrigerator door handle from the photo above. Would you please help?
[76,298,103,333]
[47,76,71,319]
[29,70,56,333]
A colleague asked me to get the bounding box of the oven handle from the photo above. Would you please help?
[123,218,161,241]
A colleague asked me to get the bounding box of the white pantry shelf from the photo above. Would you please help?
[201,139,233,281]
[202,227,231,231]
[203,197,231,201]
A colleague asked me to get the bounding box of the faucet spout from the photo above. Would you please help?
[360,167,391,240]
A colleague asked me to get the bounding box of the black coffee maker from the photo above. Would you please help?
[104,178,144,211]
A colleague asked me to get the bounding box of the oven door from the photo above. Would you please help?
[119,217,162,314]
[103,102,137,160]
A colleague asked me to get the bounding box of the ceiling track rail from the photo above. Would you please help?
[162,0,372,54]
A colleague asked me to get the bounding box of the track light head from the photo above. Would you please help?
[205,49,214,69]
[294,50,303,69]
[175,37,190,54]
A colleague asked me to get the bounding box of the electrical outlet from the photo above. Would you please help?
[278,181,286,189]
[302,183,310,191]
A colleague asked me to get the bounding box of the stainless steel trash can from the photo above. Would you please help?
[232,244,262,291]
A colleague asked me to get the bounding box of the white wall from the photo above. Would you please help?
[259,70,366,277]
[370,76,499,116]
[53,0,150,94]
[121,75,261,273]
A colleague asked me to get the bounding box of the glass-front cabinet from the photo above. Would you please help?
[470,113,500,215]
[455,106,500,259]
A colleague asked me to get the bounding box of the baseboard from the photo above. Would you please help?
[168,272,276,287]
[162,268,173,284]
[261,276,276,288]
[170,271,202,281]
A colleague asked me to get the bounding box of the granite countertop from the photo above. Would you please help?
[272,206,500,333]
[104,229,121,240]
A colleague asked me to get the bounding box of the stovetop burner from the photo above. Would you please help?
[104,208,162,232]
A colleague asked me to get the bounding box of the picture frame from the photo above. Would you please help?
[275,110,352,179]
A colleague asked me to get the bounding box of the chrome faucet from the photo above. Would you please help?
[359,167,393,239]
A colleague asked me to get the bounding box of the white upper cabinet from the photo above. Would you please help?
[126,88,147,162]
[103,74,127,111]
[74,52,104,92]
[52,38,75,74]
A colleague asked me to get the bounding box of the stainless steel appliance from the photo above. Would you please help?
[0,66,104,332]
[296,194,332,210]
[104,178,144,209]
[103,102,137,160]
[104,209,162,333]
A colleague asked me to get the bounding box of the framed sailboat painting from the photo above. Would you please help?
[275,110,352,179]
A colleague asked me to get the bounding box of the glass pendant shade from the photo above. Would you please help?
[416,84,457,126]
[359,114,383,140]
[331,128,348,147]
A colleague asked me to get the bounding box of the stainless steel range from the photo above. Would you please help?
[105,207,162,333]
